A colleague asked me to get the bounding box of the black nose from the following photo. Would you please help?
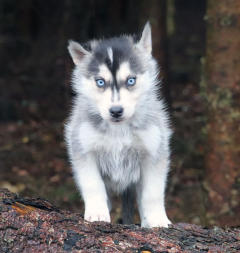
[109,106,124,118]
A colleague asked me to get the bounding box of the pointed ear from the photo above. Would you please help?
[138,22,152,54]
[68,40,90,65]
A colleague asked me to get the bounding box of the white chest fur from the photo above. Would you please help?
[78,123,145,192]
[77,122,166,193]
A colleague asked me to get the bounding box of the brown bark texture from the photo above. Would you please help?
[0,188,240,253]
[204,0,240,226]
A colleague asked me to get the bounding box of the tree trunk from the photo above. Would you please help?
[204,0,240,226]
[0,188,240,252]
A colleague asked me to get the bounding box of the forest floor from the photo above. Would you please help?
[0,82,208,226]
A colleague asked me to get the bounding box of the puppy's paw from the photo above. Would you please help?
[141,213,171,228]
[84,206,110,223]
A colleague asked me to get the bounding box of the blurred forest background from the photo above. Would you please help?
[0,0,240,227]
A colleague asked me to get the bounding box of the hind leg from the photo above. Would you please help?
[122,185,135,224]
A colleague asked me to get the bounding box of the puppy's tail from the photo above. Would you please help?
[122,186,135,224]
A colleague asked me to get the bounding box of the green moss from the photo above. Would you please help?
[207,87,233,110]
[220,15,235,27]
[201,69,240,121]
[207,86,240,122]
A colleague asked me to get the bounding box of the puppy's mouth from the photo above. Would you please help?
[110,117,124,123]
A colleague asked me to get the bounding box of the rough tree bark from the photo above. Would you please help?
[0,188,240,252]
[203,0,240,226]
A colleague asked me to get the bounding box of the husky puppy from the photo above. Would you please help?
[65,22,172,228]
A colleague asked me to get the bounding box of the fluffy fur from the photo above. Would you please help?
[65,22,172,228]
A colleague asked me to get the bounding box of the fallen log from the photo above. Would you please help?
[0,188,239,252]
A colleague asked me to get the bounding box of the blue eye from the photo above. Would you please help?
[96,79,105,88]
[127,77,136,86]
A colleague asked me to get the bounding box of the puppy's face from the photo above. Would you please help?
[80,60,151,123]
[69,23,155,123]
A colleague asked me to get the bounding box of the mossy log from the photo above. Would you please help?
[0,189,240,252]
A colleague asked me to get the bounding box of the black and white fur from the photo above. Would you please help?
[65,22,172,228]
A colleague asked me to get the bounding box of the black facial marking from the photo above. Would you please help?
[105,57,112,70]
[87,36,144,89]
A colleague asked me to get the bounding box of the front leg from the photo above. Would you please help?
[137,157,171,228]
[72,153,110,223]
